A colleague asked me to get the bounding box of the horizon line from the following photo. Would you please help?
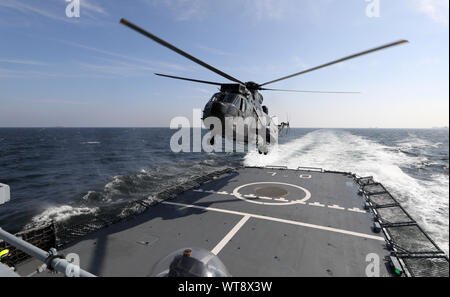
[0,126,448,130]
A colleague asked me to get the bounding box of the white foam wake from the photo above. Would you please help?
[28,205,98,227]
[244,129,449,255]
[81,141,101,145]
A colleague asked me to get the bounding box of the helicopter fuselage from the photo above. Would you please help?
[119,18,408,153]
[202,84,279,146]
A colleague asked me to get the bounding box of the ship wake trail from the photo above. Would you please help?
[244,129,449,255]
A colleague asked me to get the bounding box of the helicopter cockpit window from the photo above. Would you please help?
[239,98,247,112]
[222,94,238,104]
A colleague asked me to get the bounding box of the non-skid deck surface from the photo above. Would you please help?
[17,168,391,277]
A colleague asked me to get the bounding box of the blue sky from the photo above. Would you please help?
[0,0,448,128]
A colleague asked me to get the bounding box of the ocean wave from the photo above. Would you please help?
[80,161,233,211]
[26,205,98,228]
[396,136,442,149]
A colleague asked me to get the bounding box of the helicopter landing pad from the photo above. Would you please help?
[16,167,392,277]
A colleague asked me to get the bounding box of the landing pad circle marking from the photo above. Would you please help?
[233,182,311,206]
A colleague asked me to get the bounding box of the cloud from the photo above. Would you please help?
[0,0,70,22]
[241,0,330,23]
[196,45,236,57]
[147,0,285,22]
[77,61,156,77]
[419,57,441,65]
[0,67,111,79]
[247,0,286,20]
[37,98,90,105]
[79,0,108,16]
[0,0,109,22]
[292,56,309,69]
[0,38,193,80]
[415,0,449,25]
[194,87,215,95]
[146,0,206,21]
[59,40,189,72]
[145,0,326,23]
[0,59,48,65]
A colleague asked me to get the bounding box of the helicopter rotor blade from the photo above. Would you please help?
[120,18,245,85]
[260,40,408,87]
[155,73,223,86]
[260,88,360,94]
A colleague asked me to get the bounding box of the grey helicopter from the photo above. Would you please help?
[120,18,408,154]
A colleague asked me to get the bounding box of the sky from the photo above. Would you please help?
[0,0,448,128]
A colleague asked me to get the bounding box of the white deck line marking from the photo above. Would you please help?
[233,182,311,206]
[258,196,273,200]
[348,208,367,213]
[211,215,250,255]
[328,205,345,210]
[309,202,325,207]
[162,201,385,242]
[192,191,366,214]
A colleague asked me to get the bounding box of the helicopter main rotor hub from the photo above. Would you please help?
[245,82,260,92]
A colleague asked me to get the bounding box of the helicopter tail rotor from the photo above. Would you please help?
[278,116,290,137]
[286,114,290,136]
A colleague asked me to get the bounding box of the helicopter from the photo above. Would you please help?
[119,18,408,154]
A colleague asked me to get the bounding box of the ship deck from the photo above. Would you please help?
[16,167,393,277]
